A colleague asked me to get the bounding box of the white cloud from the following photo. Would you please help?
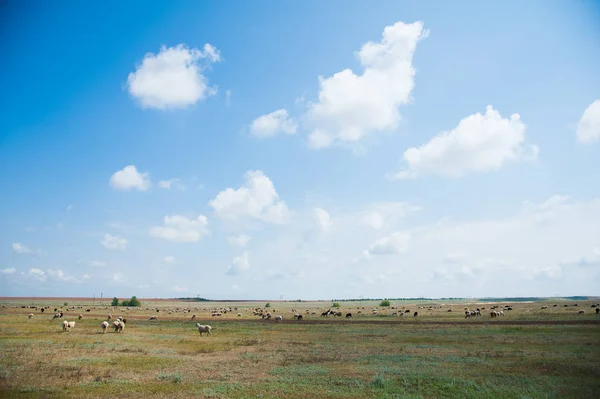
[149,215,209,242]
[314,208,332,232]
[12,242,32,254]
[173,286,188,293]
[158,178,186,190]
[249,109,297,139]
[163,256,175,264]
[127,43,221,109]
[112,273,124,283]
[576,99,600,144]
[362,202,421,229]
[101,234,128,251]
[225,90,232,106]
[306,21,427,149]
[0,267,16,275]
[67,204,72,211]
[363,231,410,258]
[88,260,107,267]
[209,170,290,224]
[28,268,46,281]
[110,165,151,191]
[227,252,250,275]
[228,234,251,248]
[47,269,80,283]
[392,106,537,179]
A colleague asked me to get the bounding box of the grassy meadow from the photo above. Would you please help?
[0,297,599,398]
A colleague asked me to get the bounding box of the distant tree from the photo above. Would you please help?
[111,297,119,306]
[380,299,391,307]
[63,302,68,306]
[332,302,341,308]
[128,296,141,307]
[265,303,271,308]
[119,296,142,307]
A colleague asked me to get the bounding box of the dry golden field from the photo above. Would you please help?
[1,297,599,398]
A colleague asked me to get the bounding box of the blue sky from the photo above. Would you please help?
[1,1,599,299]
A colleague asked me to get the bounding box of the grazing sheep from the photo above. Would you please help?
[113,320,125,332]
[62,320,69,331]
[53,313,61,320]
[196,324,212,336]
[101,321,109,333]
[345,313,352,318]
[149,315,157,321]
[413,312,418,317]
[107,314,112,320]
[237,313,242,317]
[78,314,83,320]
[28,313,33,319]
[191,314,196,320]
[67,321,76,331]
[541,306,548,310]
[275,315,283,321]
[578,310,585,315]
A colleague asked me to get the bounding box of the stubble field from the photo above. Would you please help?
[1,298,599,398]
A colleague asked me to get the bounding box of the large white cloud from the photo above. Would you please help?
[392,106,538,179]
[101,234,128,251]
[110,165,151,191]
[227,252,250,275]
[127,43,221,109]
[576,99,600,144]
[209,170,290,224]
[250,109,297,139]
[362,231,411,259]
[149,215,209,242]
[306,21,427,149]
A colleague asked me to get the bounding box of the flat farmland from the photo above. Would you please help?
[1,298,599,398]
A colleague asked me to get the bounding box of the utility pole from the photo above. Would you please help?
[93,294,95,307]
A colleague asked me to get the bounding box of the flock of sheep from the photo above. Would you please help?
[16,300,599,337]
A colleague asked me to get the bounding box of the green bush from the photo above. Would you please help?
[332,302,341,308]
[113,296,141,307]
[380,299,391,307]
[63,302,68,306]
[265,303,271,308]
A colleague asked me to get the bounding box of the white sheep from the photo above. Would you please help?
[62,320,69,331]
[196,323,212,336]
[67,321,76,331]
[275,315,283,321]
[101,321,109,333]
[28,313,33,319]
[113,320,125,333]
